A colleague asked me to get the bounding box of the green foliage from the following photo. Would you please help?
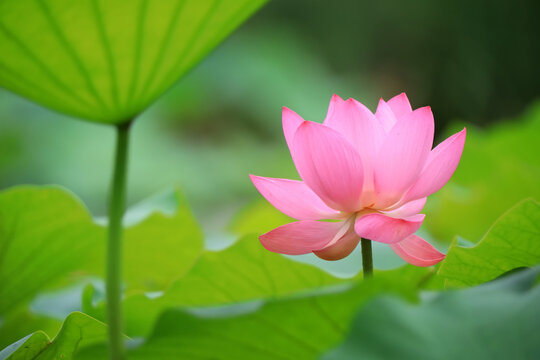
[121,267,427,360]
[0,186,102,315]
[0,332,49,360]
[106,189,204,293]
[230,199,293,236]
[0,309,61,351]
[84,234,358,336]
[438,199,540,288]
[8,267,426,360]
[0,186,203,344]
[0,312,107,360]
[324,267,540,360]
[0,0,266,124]
[424,104,540,242]
[1,186,540,358]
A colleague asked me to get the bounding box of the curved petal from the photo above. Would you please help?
[375,98,397,132]
[386,93,413,119]
[292,121,364,212]
[313,230,360,261]
[282,107,304,153]
[354,213,425,244]
[390,234,445,266]
[402,128,466,203]
[381,197,427,218]
[323,96,384,206]
[323,93,346,123]
[323,96,384,156]
[373,106,434,208]
[259,220,342,255]
[250,175,341,220]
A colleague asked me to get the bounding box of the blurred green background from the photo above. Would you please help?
[0,0,538,245]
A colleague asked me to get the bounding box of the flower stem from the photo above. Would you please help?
[106,121,132,360]
[361,238,373,278]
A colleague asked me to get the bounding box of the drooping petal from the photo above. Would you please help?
[354,213,425,244]
[323,96,385,206]
[259,220,342,255]
[387,93,413,119]
[401,128,467,203]
[282,107,304,152]
[390,234,445,266]
[313,229,360,261]
[375,98,398,132]
[292,121,364,212]
[373,106,435,208]
[381,197,427,218]
[249,175,341,220]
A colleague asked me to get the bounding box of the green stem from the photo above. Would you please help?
[361,238,373,278]
[106,121,132,360]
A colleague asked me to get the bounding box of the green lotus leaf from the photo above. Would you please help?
[0,186,202,317]
[0,312,107,360]
[0,0,266,124]
[438,199,540,288]
[324,267,540,360]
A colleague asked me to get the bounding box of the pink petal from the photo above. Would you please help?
[381,197,427,218]
[387,93,413,119]
[373,106,434,208]
[282,107,304,152]
[323,96,385,206]
[402,128,467,203]
[323,95,384,154]
[259,220,342,255]
[292,121,364,213]
[390,234,445,266]
[249,175,341,220]
[354,213,425,244]
[323,94,346,123]
[313,229,360,261]
[375,99,398,132]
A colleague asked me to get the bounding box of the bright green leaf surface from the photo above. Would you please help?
[229,199,292,236]
[0,308,61,351]
[0,332,49,360]
[97,189,204,292]
[324,267,540,360]
[0,0,266,124]
[0,186,202,324]
[85,234,362,336]
[76,266,429,359]
[0,186,102,315]
[438,199,540,288]
[1,312,107,360]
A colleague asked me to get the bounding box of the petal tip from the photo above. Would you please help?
[282,106,293,114]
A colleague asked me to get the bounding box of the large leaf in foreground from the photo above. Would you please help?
[99,188,204,292]
[77,267,429,359]
[0,0,266,124]
[438,199,540,288]
[85,234,361,336]
[0,186,203,318]
[0,186,102,315]
[324,267,540,360]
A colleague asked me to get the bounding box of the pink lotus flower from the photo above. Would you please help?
[250,93,466,266]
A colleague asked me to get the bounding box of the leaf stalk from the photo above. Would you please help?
[106,120,132,360]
